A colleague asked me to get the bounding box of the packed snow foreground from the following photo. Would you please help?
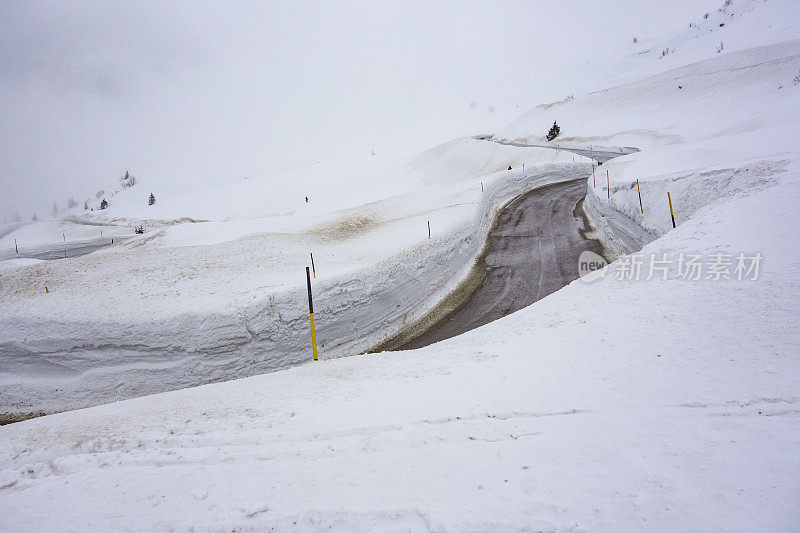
[2,14,800,533]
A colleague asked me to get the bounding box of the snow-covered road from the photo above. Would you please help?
[383,177,606,350]
[1,239,125,261]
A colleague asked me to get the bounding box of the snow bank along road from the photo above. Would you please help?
[487,137,639,164]
[381,177,607,351]
[0,147,591,422]
[2,239,125,261]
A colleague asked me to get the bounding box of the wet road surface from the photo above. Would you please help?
[392,177,606,351]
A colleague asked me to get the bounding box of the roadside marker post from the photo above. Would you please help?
[592,166,596,187]
[668,192,676,228]
[606,169,610,199]
[636,179,644,214]
[428,220,431,239]
[310,252,316,278]
[64,250,67,259]
[14,239,18,254]
[306,266,318,361]
[481,182,483,192]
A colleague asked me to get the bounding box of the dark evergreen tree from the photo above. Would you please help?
[100,199,108,210]
[148,193,156,206]
[546,121,561,141]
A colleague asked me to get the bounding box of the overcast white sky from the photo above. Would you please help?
[0,1,717,220]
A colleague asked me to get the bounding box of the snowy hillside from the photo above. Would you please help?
[1,0,800,530]
[1,141,588,418]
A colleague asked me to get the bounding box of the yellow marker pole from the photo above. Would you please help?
[306,266,318,361]
[636,179,644,214]
[64,250,67,258]
[45,286,49,293]
[592,166,596,187]
[428,220,431,239]
[668,192,676,228]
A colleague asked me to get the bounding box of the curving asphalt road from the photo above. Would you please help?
[391,177,607,351]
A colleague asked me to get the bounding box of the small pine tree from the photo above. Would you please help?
[546,121,561,141]
[121,170,136,188]
[100,199,108,210]
[32,214,38,221]
[148,193,156,206]
[84,201,89,211]
[51,202,59,219]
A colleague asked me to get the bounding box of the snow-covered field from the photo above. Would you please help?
[1,0,800,529]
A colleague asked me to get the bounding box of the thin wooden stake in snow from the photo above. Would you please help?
[668,192,676,228]
[607,169,610,199]
[306,267,318,361]
[593,166,596,188]
[428,220,431,239]
[637,179,644,214]
[14,239,18,254]
[310,252,316,278]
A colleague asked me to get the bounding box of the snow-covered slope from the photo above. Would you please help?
[0,168,797,530]
[0,141,588,418]
[497,36,800,255]
[1,1,799,528]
